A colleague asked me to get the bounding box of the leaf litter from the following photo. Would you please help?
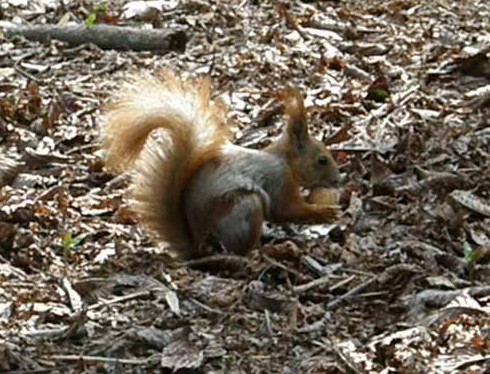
[0,0,489,373]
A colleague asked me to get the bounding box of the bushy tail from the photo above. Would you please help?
[101,71,230,256]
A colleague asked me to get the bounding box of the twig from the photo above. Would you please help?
[88,290,152,310]
[264,309,273,336]
[342,268,376,277]
[328,275,356,292]
[349,291,390,299]
[20,327,69,339]
[189,298,223,315]
[293,274,332,294]
[326,277,377,310]
[47,355,149,365]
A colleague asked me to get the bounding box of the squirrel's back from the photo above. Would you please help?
[101,71,230,256]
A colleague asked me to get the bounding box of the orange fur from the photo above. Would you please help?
[101,71,230,255]
[281,87,307,127]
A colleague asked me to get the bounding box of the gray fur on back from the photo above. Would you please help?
[185,144,286,218]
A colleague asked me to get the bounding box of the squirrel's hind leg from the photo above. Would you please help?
[211,193,264,256]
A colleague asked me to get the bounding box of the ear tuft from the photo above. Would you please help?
[281,87,306,124]
[281,86,308,150]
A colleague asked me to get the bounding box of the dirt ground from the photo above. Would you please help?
[1,0,489,373]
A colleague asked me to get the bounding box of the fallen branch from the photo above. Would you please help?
[4,24,187,53]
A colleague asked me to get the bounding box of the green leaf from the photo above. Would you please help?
[85,13,97,28]
[463,241,474,265]
[62,232,84,258]
[62,232,73,258]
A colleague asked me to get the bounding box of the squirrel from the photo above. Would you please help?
[101,71,341,259]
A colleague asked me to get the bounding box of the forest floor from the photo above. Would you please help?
[1,0,489,373]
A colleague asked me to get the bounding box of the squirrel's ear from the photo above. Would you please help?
[282,87,308,151]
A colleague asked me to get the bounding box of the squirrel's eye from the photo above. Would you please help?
[317,155,328,166]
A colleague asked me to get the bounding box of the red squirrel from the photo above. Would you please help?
[101,71,341,259]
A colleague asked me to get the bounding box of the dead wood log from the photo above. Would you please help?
[4,24,188,53]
